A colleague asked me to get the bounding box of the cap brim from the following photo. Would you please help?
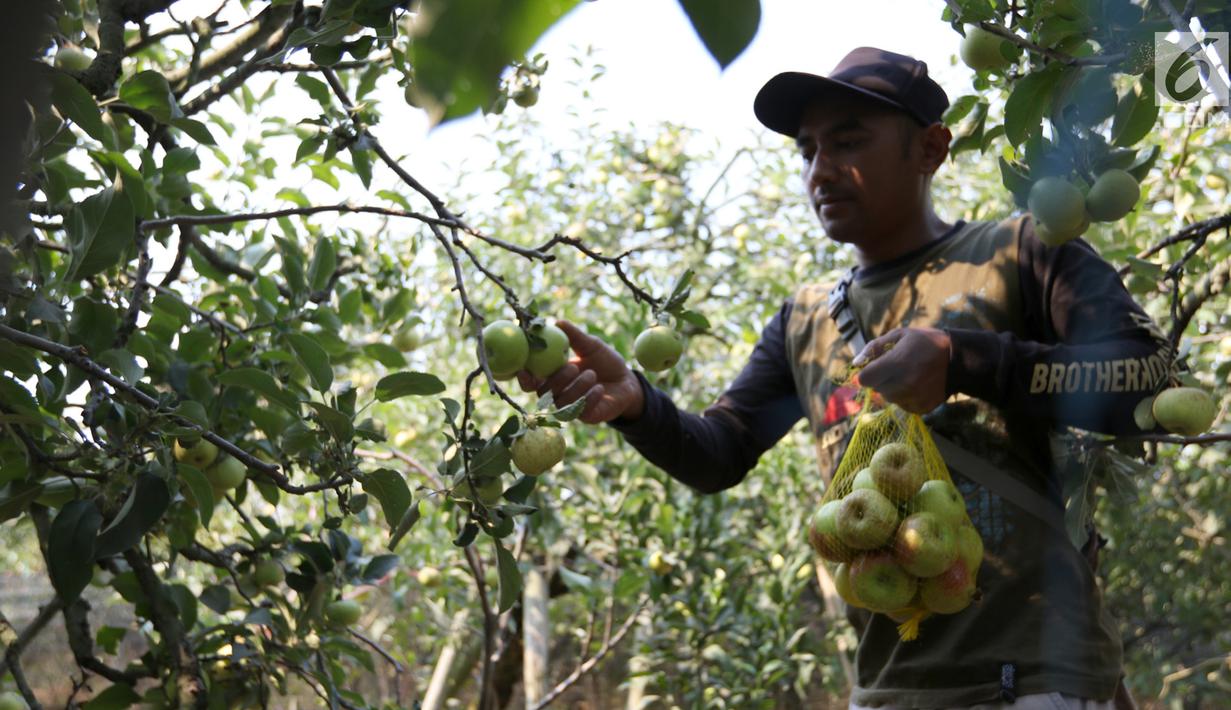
[753,71,915,137]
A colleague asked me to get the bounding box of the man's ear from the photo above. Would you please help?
[920,123,951,175]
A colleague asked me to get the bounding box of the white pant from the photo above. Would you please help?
[850,692,1116,710]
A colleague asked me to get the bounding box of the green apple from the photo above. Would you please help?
[1133,396,1156,431]
[54,46,93,72]
[252,559,285,588]
[0,691,28,710]
[457,475,504,506]
[392,328,421,352]
[524,322,570,378]
[417,566,442,587]
[849,467,876,492]
[1029,177,1087,235]
[324,599,362,627]
[911,479,967,525]
[919,558,976,614]
[1085,169,1140,222]
[868,442,926,503]
[1218,336,1231,358]
[836,488,899,550]
[1032,214,1089,247]
[1152,387,1217,436]
[510,426,566,475]
[807,499,856,563]
[174,437,219,469]
[648,550,674,575]
[633,325,684,372]
[955,522,984,575]
[849,552,917,613]
[481,320,529,379]
[959,25,1017,72]
[893,512,958,577]
[205,456,247,492]
[833,561,861,606]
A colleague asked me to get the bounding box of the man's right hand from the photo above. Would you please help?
[516,320,645,425]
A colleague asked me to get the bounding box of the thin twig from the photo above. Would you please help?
[529,597,650,710]
[0,323,350,494]
[535,234,659,306]
[140,202,461,233]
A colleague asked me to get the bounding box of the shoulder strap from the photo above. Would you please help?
[824,271,1070,539]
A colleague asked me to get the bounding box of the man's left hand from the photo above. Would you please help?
[852,327,951,414]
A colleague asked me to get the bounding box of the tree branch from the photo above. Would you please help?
[140,202,462,233]
[529,597,649,710]
[123,548,207,708]
[0,324,352,494]
[1117,212,1231,276]
[181,5,299,116]
[534,234,659,306]
[166,4,295,94]
[1173,257,1230,342]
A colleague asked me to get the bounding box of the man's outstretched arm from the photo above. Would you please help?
[518,306,805,493]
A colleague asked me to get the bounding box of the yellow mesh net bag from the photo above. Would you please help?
[808,388,984,641]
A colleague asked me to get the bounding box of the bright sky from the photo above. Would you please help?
[403,0,964,185]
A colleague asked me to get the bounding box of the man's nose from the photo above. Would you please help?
[806,151,840,186]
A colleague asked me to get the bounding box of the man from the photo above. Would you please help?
[518,47,1165,708]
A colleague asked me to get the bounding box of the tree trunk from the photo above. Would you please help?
[422,611,468,710]
[522,565,549,706]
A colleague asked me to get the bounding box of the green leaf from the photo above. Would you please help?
[171,117,217,145]
[677,0,760,69]
[375,371,446,401]
[48,499,102,603]
[362,343,407,368]
[66,184,136,282]
[470,439,511,478]
[613,569,648,599]
[362,468,411,528]
[95,626,128,655]
[276,236,307,299]
[0,481,45,524]
[351,145,373,189]
[295,74,334,106]
[362,554,399,581]
[307,236,338,292]
[98,348,144,385]
[676,308,710,331]
[83,682,141,710]
[550,396,586,423]
[494,542,521,613]
[95,472,171,558]
[216,367,300,411]
[286,333,334,392]
[118,70,181,123]
[1111,78,1158,148]
[0,340,40,379]
[409,0,581,125]
[177,464,215,529]
[1004,66,1063,146]
[556,566,591,592]
[1126,144,1160,182]
[305,401,353,440]
[50,71,108,143]
[998,156,1033,200]
[388,498,422,551]
[172,400,210,428]
[942,95,981,126]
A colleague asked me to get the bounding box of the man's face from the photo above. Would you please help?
[795,96,924,245]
